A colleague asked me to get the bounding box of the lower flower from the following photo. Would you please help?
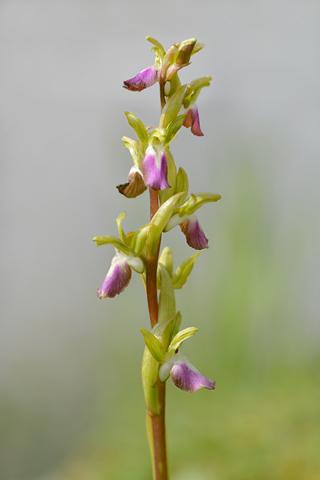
[159,352,215,393]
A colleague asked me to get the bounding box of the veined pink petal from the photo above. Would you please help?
[141,145,170,191]
[160,352,215,393]
[123,66,159,92]
[180,216,209,250]
[97,254,132,299]
[170,354,216,393]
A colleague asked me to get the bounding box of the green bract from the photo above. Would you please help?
[125,111,149,145]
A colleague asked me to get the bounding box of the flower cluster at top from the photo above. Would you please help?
[93,37,220,394]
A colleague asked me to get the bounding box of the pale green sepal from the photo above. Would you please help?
[168,327,198,356]
[140,329,166,363]
[116,211,127,244]
[122,136,144,168]
[146,36,165,58]
[164,114,187,146]
[158,265,176,350]
[174,167,189,206]
[159,246,174,278]
[141,347,160,415]
[158,148,177,205]
[159,84,187,128]
[130,224,151,256]
[92,235,130,255]
[172,252,200,289]
[125,112,149,145]
[179,192,222,217]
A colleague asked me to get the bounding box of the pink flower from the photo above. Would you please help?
[180,215,209,250]
[182,104,204,136]
[97,251,144,299]
[141,145,170,190]
[123,66,159,92]
[159,352,215,393]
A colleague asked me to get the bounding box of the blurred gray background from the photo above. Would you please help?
[1,1,319,479]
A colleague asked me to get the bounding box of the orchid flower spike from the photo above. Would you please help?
[123,66,159,92]
[141,145,170,191]
[159,351,215,393]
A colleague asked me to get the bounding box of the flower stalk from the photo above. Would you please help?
[93,37,220,480]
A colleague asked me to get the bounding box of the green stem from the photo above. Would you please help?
[144,78,169,480]
[147,381,168,480]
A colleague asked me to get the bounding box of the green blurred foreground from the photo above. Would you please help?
[41,372,320,480]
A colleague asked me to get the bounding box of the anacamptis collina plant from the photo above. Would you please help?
[93,37,221,480]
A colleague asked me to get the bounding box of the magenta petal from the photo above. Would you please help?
[170,356,216,393]
[141,146,171,190]
[97,255,132,299]
[183,105,204,136]
[123,66,159,92]
[180,216,209,250]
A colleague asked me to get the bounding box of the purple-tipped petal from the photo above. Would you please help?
[97,254,132,299]
[170,354,216,393]
[180,216,209,250]
[116,166,147,198]
[141,145,171,191]
[183,105,204,136]
[123,66,159,92]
